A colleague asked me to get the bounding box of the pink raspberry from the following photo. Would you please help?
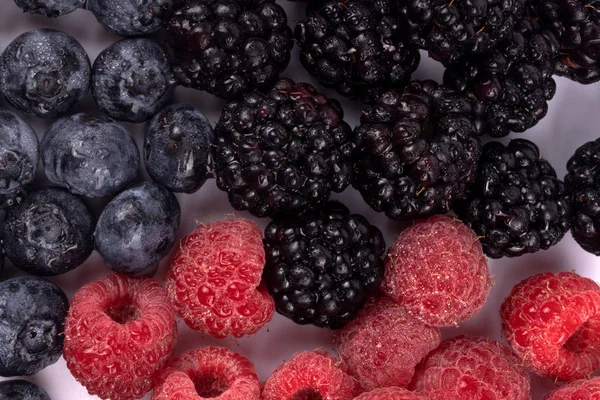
[261,351,357,400]
[165,219,275,338]
[63,274,177,400]
[545,378,600,399]
[410,336,531,400]
[382,215,492,327]
[501,272,600,381]
[354,387,427,400]
[335,296,442,391]
[152,346,260,400]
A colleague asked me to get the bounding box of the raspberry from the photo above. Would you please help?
[501,272,600,381]
[166,219,274,338]
[545,378,600,400]
[63,274,177,400]
[335,296,442,391]
[261,351,357,400]
[152,346,260,400]
[382,215,492,327]
[410,336,531,400]
[354,387,427,400]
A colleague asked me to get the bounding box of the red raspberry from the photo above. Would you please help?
[152,346,260,400]
[382,215,492,327]
[410,336,531,400]
[545,378,600,399]
[63,274,177,400]
[354,387,427,400]
[261,351,357,400]
[335,296,442,391]
[165,219,274,338]
[500,272,600,381]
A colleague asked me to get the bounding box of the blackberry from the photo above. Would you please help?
[444,19,560,137]
[351,80,482,221]
[398,0,526,65]
[294,0,420,103]
[534,0,600,84]
[455,139,572,258]
[263,201,386,329]
[565,138,600,255]
[214,78,353,218]
[163,0,293,100]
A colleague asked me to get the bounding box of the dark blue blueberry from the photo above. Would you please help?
[2,187,95,276]
[41,113,140,198]
[14,0,84,17]
[145,104,214,193]
[0,276,68,376]
[92,38,175,123]
[95,182,181,277]
[0,380,51,400]
[89,0,174,36]
[0,29,90,118]
[0,108,39,209]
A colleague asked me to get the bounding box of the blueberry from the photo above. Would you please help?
[95,182,181,277]
[0,108,39,209]
[0,380,51,400]
[0,276,68,376]
[89,0,174,36]
[92,38,175,123]
[145,104,214,193]
[41,113,140,198]
[13,0,84,17]
[0,29,90,118]
[2,187,95,276]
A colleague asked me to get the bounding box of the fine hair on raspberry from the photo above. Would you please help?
[354,387,427,400]
[501,272,600,381]
[63,273,178,400]
[545,377,600,399]
[152,346,260,400]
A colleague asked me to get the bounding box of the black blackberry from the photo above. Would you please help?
[263,201,385,329]
[398,0,526,65]
[351,80,482,221]
[455,139,572,258]
[534,0,600,84]
[163,0,293,100]
[565,138,600,255]
[214,78,353,218]
[294,0,421,103]
[444,19,560,138]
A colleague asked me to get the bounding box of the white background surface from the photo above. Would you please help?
[1,1,600,399]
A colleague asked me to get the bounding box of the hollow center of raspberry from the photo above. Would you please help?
[193,374,229,397]
[292,388,323,400]
[105,302,140,324]
[563,324,588,354]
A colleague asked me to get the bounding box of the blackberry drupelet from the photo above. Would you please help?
[444,19,560,137]
[294,0,420,103]
[398,0,526,65]
[534,0,600,84]
[214,78,353,218]
[351,80,482,221]
[565,138,600,255]
[263,201,386,329]
[455,139,571,258]
[164,0,293,100]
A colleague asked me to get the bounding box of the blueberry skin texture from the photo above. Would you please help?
[2,187,95,276]
[14,0,85,17]
[89,0,174,36]
[95,182,181,277]
[0,29,90,118]
[0,108,39,209]
[145,104,214,193]
[0,380,51,400]
[92,38,175,123]
[41,113,140,198]
[0,277,68,377]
